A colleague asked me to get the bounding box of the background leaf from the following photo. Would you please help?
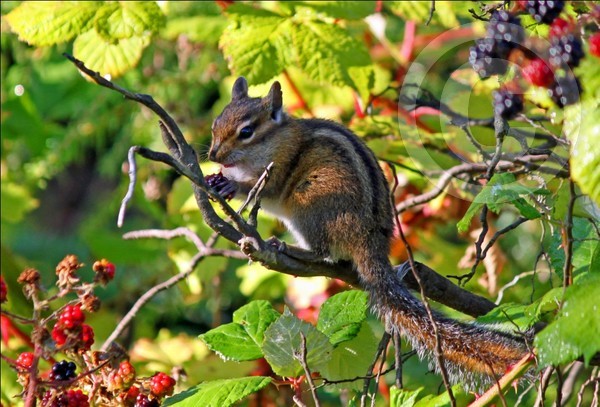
[163,377,271,407]
[262,309,333,377]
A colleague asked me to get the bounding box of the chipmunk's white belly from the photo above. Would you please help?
[261,198,311,250]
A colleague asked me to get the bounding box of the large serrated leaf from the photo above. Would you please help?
[162,16,227,44]
[219,5,289,84]
[199,300,280,361]
[316,290,368,345]
[534,273,600,367]
[319,321,379,390]
[476,303,537,331]
[94,1,165,40]
[5,1,101,46]
[544,218,599,276]
[262,309,333,377]
[73,29,149,78]
[163,377,272,407]
[292,20,373,88]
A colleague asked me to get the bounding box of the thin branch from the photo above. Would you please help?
[101,251,205,351]
[361,332,390,407]
[123,227,206,250]
[294,333,321,407]
[426,0,436,25]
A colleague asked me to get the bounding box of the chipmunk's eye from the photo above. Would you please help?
[238,126,254,140]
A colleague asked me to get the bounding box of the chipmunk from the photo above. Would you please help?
[207,77,528,388]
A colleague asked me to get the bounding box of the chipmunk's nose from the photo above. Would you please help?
[208,143,219,162]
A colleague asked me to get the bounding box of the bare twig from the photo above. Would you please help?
[535,367,555,407]
[101,251,205,351]
[361,332,390,407]
[426,0,436,25]
[294,333,321,407]
[123,227,205,250]
[392,329,403,389]
[563,179,576,289]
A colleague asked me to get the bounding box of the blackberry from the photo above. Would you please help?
[469,38,512,78]
[135,394,159,407]
[524,1,565,24]
[548,75,581,107]
[487,10,525,45]
[548,34,585,69]
[50,360,77,381]
[205,172,236,201]
[493,89,524,119]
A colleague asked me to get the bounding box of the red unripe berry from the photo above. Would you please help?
[590,33,600,58]
[79,324,95,350]
[118,360,136,386]
[123,386,141,406]
[58,304,85,329]
[522,58,555,87]
[93,259,116,284]
[64,389,89,407]
[0,275,7,303]
[549,18,572,38]
[51,324,68,346]
[16,352,35,369]
[150,372,176,398]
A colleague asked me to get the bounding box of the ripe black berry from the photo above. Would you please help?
[205,172,236,201]
[548,75,581,107]
[548,34,585,69]
[50,360,77,381]
[469,38,512,78]
[493,89,524,119]
[135,394,159,407]
[487,10,525,45]
[524,0,565,24]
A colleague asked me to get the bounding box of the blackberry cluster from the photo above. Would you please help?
[470,10,524,78]
[205,172,236,201]
[487,10,525,44]
[493,89,524,119]
[50,360,77,381]
[469,38,511,78]
[548,75,581,107]
[548,34,585,68]
[524,0,565,24]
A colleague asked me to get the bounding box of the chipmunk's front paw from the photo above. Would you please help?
[266,236,287,253]
[205,172,236,201]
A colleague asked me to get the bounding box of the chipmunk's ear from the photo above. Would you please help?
[231,77,248,100]
[267,81,283,123]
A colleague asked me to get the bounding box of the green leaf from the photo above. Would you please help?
[535,273,600,367]
[316,290,368,345]
[5,1,101,46]
[163,377,272,407]
[72,29,150,78]
[262,308,333,377]
[290,1,377,20]
[390,387,423,407]
[525,288,563,321]
[564,98,600,205]
[219,5,289,84]
[476,303,537,331]
[319,322,379,390]
[457,173,542,232]
[0,181,39,224]
[413,384,474,406]
[220,4,374,91]
[162,16,227,44]
[94,2,165,40]
[199,300,280,361]
[232,300,281,347]
[292,20,373,88]
[387,2,472,28]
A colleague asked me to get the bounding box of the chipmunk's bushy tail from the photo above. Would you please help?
[358,253,528,390]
